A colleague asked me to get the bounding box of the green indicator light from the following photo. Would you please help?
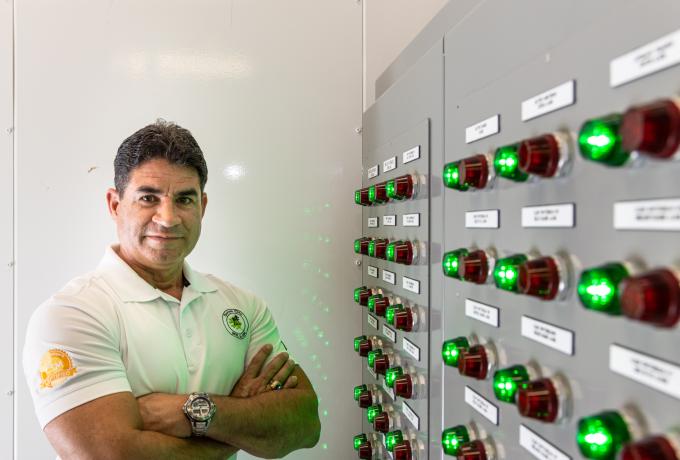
[493,365,530,403]
[386,180,397,199]
[442,425,470,456]
[578,263,629,315]
[493,254,528,292]
[368,185,376,203]
[368,241,376,257]
[494,144,529,182]
[367,404,382,423]
[354,335,367,352]
[386,305,402,325]
[443,161,468,190]
[354,239,361,254]
[385,430,404,452]
[367,349,383,368]
[385,367,403,388]
[442,249,468,279]
[367,294,382,312]
[386,242,397,262]
[579,114,630,166]
[442,337,470,367]
[354,287,366,303]
[577,411,631,460]
[354,434,367,450]
[354,385,367,401]
[355,190,361,205]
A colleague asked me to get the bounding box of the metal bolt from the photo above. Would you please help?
[355,127,362,134]
[6,390,13,396]
[354,259,362,266]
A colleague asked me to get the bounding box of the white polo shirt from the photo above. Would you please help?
[23,245,287,455]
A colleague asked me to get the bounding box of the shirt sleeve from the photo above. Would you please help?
[23,296,131,429]
[244,298,290,367]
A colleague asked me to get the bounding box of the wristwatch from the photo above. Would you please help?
[182,392,217,436]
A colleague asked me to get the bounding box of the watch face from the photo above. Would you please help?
[189,397,212,421]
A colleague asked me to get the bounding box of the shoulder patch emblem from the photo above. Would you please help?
[222,309,249,340]
[39,349,77,390]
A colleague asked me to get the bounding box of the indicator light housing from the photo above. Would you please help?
[578,262,630,314]
[458,440,490,460]
[386,305,403,325]
[518,132,569,177]
[366,404,383,423]
[394,307,415,332]
[495,143,528,182]
[442,425,471,456]
[385,367,404,388]
[579,114,630,166]
[442,337,471,367]
[620,268,680,328]
[354,335,367,352]
[355,287,371,306]
[517,378,560,423]
[518,256,565,300]
[354,434,368,450]
[493,365,531,403]
[458,344,493,380]
[355,188,371,206]
[358,339,372,357]
[387,174,416,200]
[458,154,492,190]
[443,161,468,191]
[493,254,528,292]
[460,250,493,284]
[388,240,416,265]
[373,355,391,375]
[358,391,373,409]
[369,182,389,204]
[621,99,680,159]
[621,435,680,460]
[393,441,413,460]
[373,297,390,317]
[443,248,469,279]
[394,374,414,399]
[354,237,372,255]
[367,294,383,313]
[369,239,389,259]
[385,431,404,452]
[358,442,374,460]
[354,384,367,401]
[373,412,392,433]
[367,349,382,369]
[577,411,632,460]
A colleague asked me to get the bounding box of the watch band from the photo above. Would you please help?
[183,392,217,437]
[191,419,210,436]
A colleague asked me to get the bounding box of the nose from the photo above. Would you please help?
[152,197,182,228]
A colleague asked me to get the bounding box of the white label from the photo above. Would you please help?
[367,314,378,329]
[521,316,574,355]
[382,324,396,343]
[464,387,498,425]
[403,338,421,361]
[611,28,680,87]
[402,402,420,430]
[521,80,576,121]
[465,299,500,327]
[382,378,395,399]
[383,156,397,172]
[614,198,680,231]
[367,266,378,278]
[402,213,420,227]
[383,215,396,226]
[367,217,379,228]
[402,277,420,294]
[382,270,396,285]
[402,146,420,164]
[522,203,575,228]
[465,114,500,143]
[520,425,571,460]
[465,210,500,229]
[367,366,377,379]
[367,165,379,179]
[610,344,680,400]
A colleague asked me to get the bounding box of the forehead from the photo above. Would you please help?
[128,158,201,189]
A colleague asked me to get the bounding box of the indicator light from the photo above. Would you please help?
[518,256,563,300]
[358,339,372,357]
[579,114,630,166]
[460,250,493,284]
[387,240,416,265]
[443,249,469,279]
[493,254,528,292]
[367,294,383,313]
[577,411,632,459]
[620,268,680,328]
[355,188,371,206]
[518,132,568,177]
[358,442,374,460]
[385,431,404,451]
[354,434,368,450]
[494,143,529,182]
[394,307,415,332]
[354,335,367,352]
[621,99,680,159]
[517,378,560,423]
[369,182,389,204]
[458,344,493,380]
[394,374,414,399]
[373,412,392,433]
[358,391,373,409]
[458,154,492,190]
[355,287,371,306]
[374,354,391,375]
[369,238,389,259]
[354,384,367,401]
[493,365,531,403]
[386,305,403,325]
[387,174,416,200]
[355,237,372,255]
[458,440,491,460]
[578,262,630,315]
[442,425,471,456]
[442,337,470,367]
[443,161,468,191]
[367,349,382,368]
[385,367,404,388]
[393,441,413,460]
[621,435,680,460]
[373,297,390,316]
[367,404,382,423]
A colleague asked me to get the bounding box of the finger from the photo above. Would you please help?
[259,351,289,384]
[243,344,274,379]
[269,358,296,390]
[282,375,298,389]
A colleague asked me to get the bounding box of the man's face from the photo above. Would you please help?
[107,158,208,271]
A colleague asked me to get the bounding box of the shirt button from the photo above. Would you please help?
[185,328,193,338]
[188,365,197,373]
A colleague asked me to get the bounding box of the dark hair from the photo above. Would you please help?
[114,120,208,196]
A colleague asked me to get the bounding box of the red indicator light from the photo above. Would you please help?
[390,241,416,265]
[373,297,390,317]
[372,182,389,203]
[372,239,389,259]
[517,378,560,423]
[518,256,562,300]
[459,154,491,189]
[373,412,391,433]
[458,344,491,380]
[457,440,490,460]
[394,307,415,332]
[393,441,413,460]
[374,355,391,375]
[356,188,371,206]
[394,374,414,399]
[355,287,372,306]
[518,133,567,177]
[388,174,416,200]
[460,250,492,284]
[621,99,680,159]
[358,339,372,357]
[358,391,373,409]
[621,435,680,460]
[355,237,372,255]
[620,269,680,328]
[358,442,374,459]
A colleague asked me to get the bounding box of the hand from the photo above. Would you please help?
[137,393,192,438]
[230,344,298,398]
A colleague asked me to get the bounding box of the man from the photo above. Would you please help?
[23,121,321,459]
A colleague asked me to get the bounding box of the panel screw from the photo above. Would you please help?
[6,390,13,396]
[355,259,362,266]
[355,127,362,134]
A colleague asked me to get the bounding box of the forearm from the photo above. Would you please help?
[121,430,238,460]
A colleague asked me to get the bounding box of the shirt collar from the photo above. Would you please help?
[96,245,217,303]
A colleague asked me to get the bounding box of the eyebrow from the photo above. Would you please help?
[135,186,199,198]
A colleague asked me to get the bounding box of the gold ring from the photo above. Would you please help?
[269,380,282,391]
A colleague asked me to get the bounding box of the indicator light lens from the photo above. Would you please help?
[358,442,373,460]
[385,367,404,388]
[443,249,469,279]
[368,240,375,257]
[354,434,368,451]
[577,411,632,459]
[518,133,563,177]
[367,294,383,313]
[355,237,371,255]
[386,242,398,262]
[355,287,371,306]
[579,114,630,166]
[621,436,680,460]
[495,144,528,182]
[373,412,390,433]
[458,345,490,380]
[387,174,415,200]
[394,307,414,332]
[373,297,390,317]
[355,188,371,206]
[460,250,490,284]
[518,256,561,300]
[369,183,389,203]
[458,440,489,460]
[373,355,390,375]
[354,384,367,401]
[385,431,404,452]
[442,337,470,367]
[493,365,530,403]
[442,425,471,456]
[578,263,629,314]
[517,378,559,422]
[354,287,366,303]
[621,268,680,327]
[386,305,403,325]
[370,239,389,259]
[367,404,382,423]
[443,161,469,191]
[393,441,413,460]
[358,391,373,409]
[368,185,376,203]
[493,254,528,292]
[358,339,372,357]
[354,335,367,352]
[367,349,382,368]
[621,99,680,159]
[390,241,415,265]
[394,374,413,399]
[458,154,490,189]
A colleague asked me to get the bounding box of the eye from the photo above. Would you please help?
[140,195,158,203]
[178,196,194,205]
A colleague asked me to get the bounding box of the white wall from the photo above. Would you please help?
[363,0,449,109]
[14,1,362,458]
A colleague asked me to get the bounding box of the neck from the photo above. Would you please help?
[114,245,185,292]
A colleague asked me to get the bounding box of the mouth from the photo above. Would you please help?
[145,235,183,240]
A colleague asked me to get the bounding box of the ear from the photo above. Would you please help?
[106,188,121,219]
[201,192,208,218]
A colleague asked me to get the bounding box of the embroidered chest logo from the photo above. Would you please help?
[222,309,249,340]
[39,349,77,390]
